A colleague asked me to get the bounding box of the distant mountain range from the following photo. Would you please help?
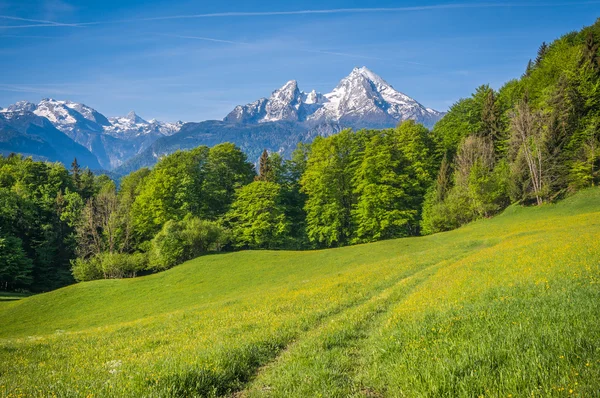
[0,67,444,174]
[0,99,181,170]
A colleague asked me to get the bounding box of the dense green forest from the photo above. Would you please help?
[1,19,599,292]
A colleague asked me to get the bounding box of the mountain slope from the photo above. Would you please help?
[1,188,599,396]
[0,110,101,169]
[226,67,443,127]
[120,67,443,173]
[1,100,182,170]
[115,120,342,175]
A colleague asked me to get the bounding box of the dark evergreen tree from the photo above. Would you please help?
[481,90,500,137]
[582,30,600,72]
[535,42,548,66]
[0,235,33,290]
[70,157,81,189]
[256,149,274,182]
[524,59,533,77]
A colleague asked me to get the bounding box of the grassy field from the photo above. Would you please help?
[0,292,29,304]
[1,189,600,397]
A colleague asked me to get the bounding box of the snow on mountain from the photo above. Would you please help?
[2,100,182,139]
[0,109,102,169]
[224,66,443,128]
[1,99,183,170]
[33,98,109,135]
[106,111,183,138]
[1,101,38,114]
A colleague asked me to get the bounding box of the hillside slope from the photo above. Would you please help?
[1,189,600,397]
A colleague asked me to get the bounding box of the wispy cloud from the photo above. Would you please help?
[3,1,600,29]
[82,1,600,23]
[0,23,82,29]
[0,34,57,38]
[0,83,75,95]
[158,33,422,65]
[158,33,249,45]
[0,14,78,27]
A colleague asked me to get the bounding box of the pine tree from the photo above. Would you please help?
[582,31,600,72]
[0,236,33,290]
[524,59,533,77]
[256,149,273,182]
[535,42,548,66]
[481,88,506,155]
[71,157,81,189]
[435,155,451,202]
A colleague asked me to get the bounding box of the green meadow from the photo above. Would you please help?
[1,188,600,397]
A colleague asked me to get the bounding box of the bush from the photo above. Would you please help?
[71,252,148,282]
[148,217,229,271]
[71,256,103,282]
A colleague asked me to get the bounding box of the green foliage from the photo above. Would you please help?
[200,143,256,219]
[421,136,510,234]
[301,130,361,247]
[130,147,210,242]
[149,217,228,270]
[431,85,492,157]
[226,181,290,249]
[300,123,436,246]
[352,122,435,242]
[71,252,148,282]
[0,235,33,290]
[424,18,600,232]
[71,256,103,282]
[0,155,83,291]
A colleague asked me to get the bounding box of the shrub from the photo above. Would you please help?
[148,217,229,271]
[71,252,148,282]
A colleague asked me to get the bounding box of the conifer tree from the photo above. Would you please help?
[256,149,273,182]
[524,59,533,77]
[535,42,548,66]
[71,157,81,189]
[582,31,600,72]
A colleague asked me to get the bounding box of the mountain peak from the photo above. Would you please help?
[223,67,443,128]
[126,111,147,124]
[277,80,299,91]
[0,101,38,113]
[303,89,326,105]
[346,66,391,88]
[269,80,301,103]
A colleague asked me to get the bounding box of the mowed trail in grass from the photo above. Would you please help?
[1,189,600,397]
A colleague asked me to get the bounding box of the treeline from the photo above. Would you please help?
[0,122,435,289]
[422,19,600,233]
[1,19,599,291]
[0,157,105,291]
[71,121,438,281]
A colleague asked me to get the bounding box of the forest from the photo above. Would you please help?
[1,19,599,292]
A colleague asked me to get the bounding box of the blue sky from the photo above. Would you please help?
[1,0,599,121]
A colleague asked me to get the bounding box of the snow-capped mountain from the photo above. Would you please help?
[3,66,445,174]
[105,111,183,139]
[118,67,445,175]
[225,67,443,128]
[1,100,182,170]
[0,108,101,169]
